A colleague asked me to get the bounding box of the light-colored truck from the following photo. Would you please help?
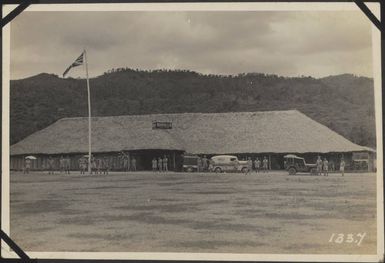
[210,155,249,173]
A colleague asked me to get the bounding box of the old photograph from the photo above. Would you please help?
[1,2,383,261]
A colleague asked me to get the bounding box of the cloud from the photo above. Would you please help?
[10,10,373,79]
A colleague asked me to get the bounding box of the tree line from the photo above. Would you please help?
[10,70,376,147]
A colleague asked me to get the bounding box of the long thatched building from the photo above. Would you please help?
[10,110,375,171]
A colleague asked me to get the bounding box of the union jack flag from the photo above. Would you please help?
[63,52,84,77]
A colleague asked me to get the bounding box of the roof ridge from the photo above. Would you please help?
[57,110,301,121]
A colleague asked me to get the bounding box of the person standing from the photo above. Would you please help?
[163,155,168,172]
[202,155,208,172]
[96,158,102,175]
[64,156,71,174]
[24,158,31,174]
[131,157,137,171]
[103,157,110,175]
[78,157,82,174]
[122,156,128,172]
[59,156,65,173]
[152,158,157,172]
[254,158,261,174]
[247,157,252,175]
[98,157,104,175]
[78,157,86,175]
[323,158,329,176]
[316,156,323,176]
[91,156,97,175]
[208,158,214,172]
[197,157,203,172]
[262,157,268,173]
[340,157,345,177]
[48,156,55,175]
[120,152,130,172]
[329,160,335,172]
[158,157,162,172]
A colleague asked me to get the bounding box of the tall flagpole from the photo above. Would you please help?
[84,49,92,174]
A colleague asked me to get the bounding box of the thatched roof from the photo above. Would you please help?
[10,110,373,155]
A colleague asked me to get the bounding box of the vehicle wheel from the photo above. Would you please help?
[241,167,248,174]
[214,167,222,173]
[310,168,317,175]
[186,167,193,172]
[288,167,296,175]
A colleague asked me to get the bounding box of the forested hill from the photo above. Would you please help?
[10,69,376,147]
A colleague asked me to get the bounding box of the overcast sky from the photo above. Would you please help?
[10,11,373,80]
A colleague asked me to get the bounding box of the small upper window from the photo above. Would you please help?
[152,121,172,129]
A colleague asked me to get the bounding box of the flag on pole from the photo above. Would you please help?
[63,52,84,77]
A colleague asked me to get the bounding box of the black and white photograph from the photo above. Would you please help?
[1,2,383,261]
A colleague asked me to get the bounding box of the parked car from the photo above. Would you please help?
[182,154,199,172]
[284,154,317,175]
[352,159,369,171]
[210,155,249,173]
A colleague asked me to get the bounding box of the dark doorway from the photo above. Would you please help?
[131,149,184,171]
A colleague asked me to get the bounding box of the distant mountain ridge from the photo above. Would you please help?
[10,69,376,148]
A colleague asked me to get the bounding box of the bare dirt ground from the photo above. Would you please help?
[9,170,377,254]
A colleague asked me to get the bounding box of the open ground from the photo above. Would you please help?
[9,171,377,254]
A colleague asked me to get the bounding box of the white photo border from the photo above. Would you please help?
[1,2,383,261]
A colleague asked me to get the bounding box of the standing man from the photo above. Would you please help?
[131,156,137,172]
[340,157,345,177]
[120,152,130,172]
[329,160,335,172]
[262,157,268,173]
[202,155,208,172]
[126,156,130,172]
[98,157,104,175]
[91,156,97,175]
[208,158,214,172]
[24,158,31,174]
[163,155,168,172]
[48,156,55,175]
[59,156,65,173]
[247,157,253,175]
[152,158,157,172]
[64,156,71,174]
[254,158,261,174]
[96,158,102,175]
[78,157,86,175]
[103,157,110,175]
[158,157,163,172]
[316,156,323,176]
[323,158,329,176]
[197,157,202,172]
[123,156,128,172]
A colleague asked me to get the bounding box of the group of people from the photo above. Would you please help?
[44,155,110,175]
[246,156,269,174]
[79,156,111,175]
[35,154,140,175]
[46,156,71,174]
[152,156,169,172]
[316,156,345,176]
[23,154,347,176]
[121,155,137,172]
